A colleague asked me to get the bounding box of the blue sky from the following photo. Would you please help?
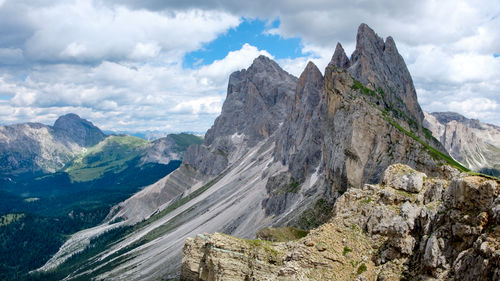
[184,19,304,68]
[0,0,499,132]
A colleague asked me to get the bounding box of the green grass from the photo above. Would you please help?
[65,135,149,182]
[466,171,500,182]
[423,127,434,140]
[256,227,309,242]
[381,112,469,172]
[360,198,372,204]
[169,133,203,152]
[343,246,352,256]
[357,263,367,275]
[351,79,381,99]
[287,178,301,193]
[295,198,334,230]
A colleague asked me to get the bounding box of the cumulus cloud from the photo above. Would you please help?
[0,0,240,64]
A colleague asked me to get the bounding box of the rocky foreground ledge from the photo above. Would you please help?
[180,164,500,281]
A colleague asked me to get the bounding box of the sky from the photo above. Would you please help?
[0,0,499,133]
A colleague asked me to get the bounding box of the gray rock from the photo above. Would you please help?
[424,179,447,204]
[329,43,350,69]
[400,201,421,230]
[274,61,325,181]
[204,55,297,147]
[182,144,228,175]
[383,164,426,193]
[424,235,446,269]
[444,177,499,212]
[0,114,105,175]
[424,111,500,171]
[53,113,105,147]
[347,23,424,127]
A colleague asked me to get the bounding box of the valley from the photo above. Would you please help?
[0,116,201,281]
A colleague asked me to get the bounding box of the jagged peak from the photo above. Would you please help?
[345,23,425,126]
[250,55,280,70]
[301,61,322,78]
[384,36,397,50]
[354,23,385,55]
[329,42,350,69]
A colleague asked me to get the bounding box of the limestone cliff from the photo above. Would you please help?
[424,111,500,174]
[181,164,500,281]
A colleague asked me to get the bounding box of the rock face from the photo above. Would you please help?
[345,24,425,127]
[322,66,444,194]
[274,61,325,181]
[0,114,104,175]
[424,111,500,173]
[53,113,105,147]
[181,164,500,281]
[205,55,297,147]
[43,24,464,280]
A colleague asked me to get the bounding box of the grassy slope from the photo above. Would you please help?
[169,133,203,152]
[65,135,149,182]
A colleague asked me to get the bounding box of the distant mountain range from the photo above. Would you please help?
[103,130,205,140]
[424,111,500,176]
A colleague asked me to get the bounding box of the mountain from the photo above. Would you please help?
[34,23,471,281]
[424,111,500,175]
[0,114,104,176]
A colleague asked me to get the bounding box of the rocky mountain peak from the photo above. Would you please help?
[329,43,350,69]
[348,23,425,127]
[424,111,500,172]
[353,23,385,58]
[204,56,297,146]
[299,61,322,86]
[53,113,105,147]
[431,111,469,124]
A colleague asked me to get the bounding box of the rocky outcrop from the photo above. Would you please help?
[323,66,444,194]
[424,111,500,172]
[181,164,500,281]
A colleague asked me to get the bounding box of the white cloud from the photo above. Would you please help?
[195,43,272,85]
[0,43,273,132]
[0,0,239,64]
